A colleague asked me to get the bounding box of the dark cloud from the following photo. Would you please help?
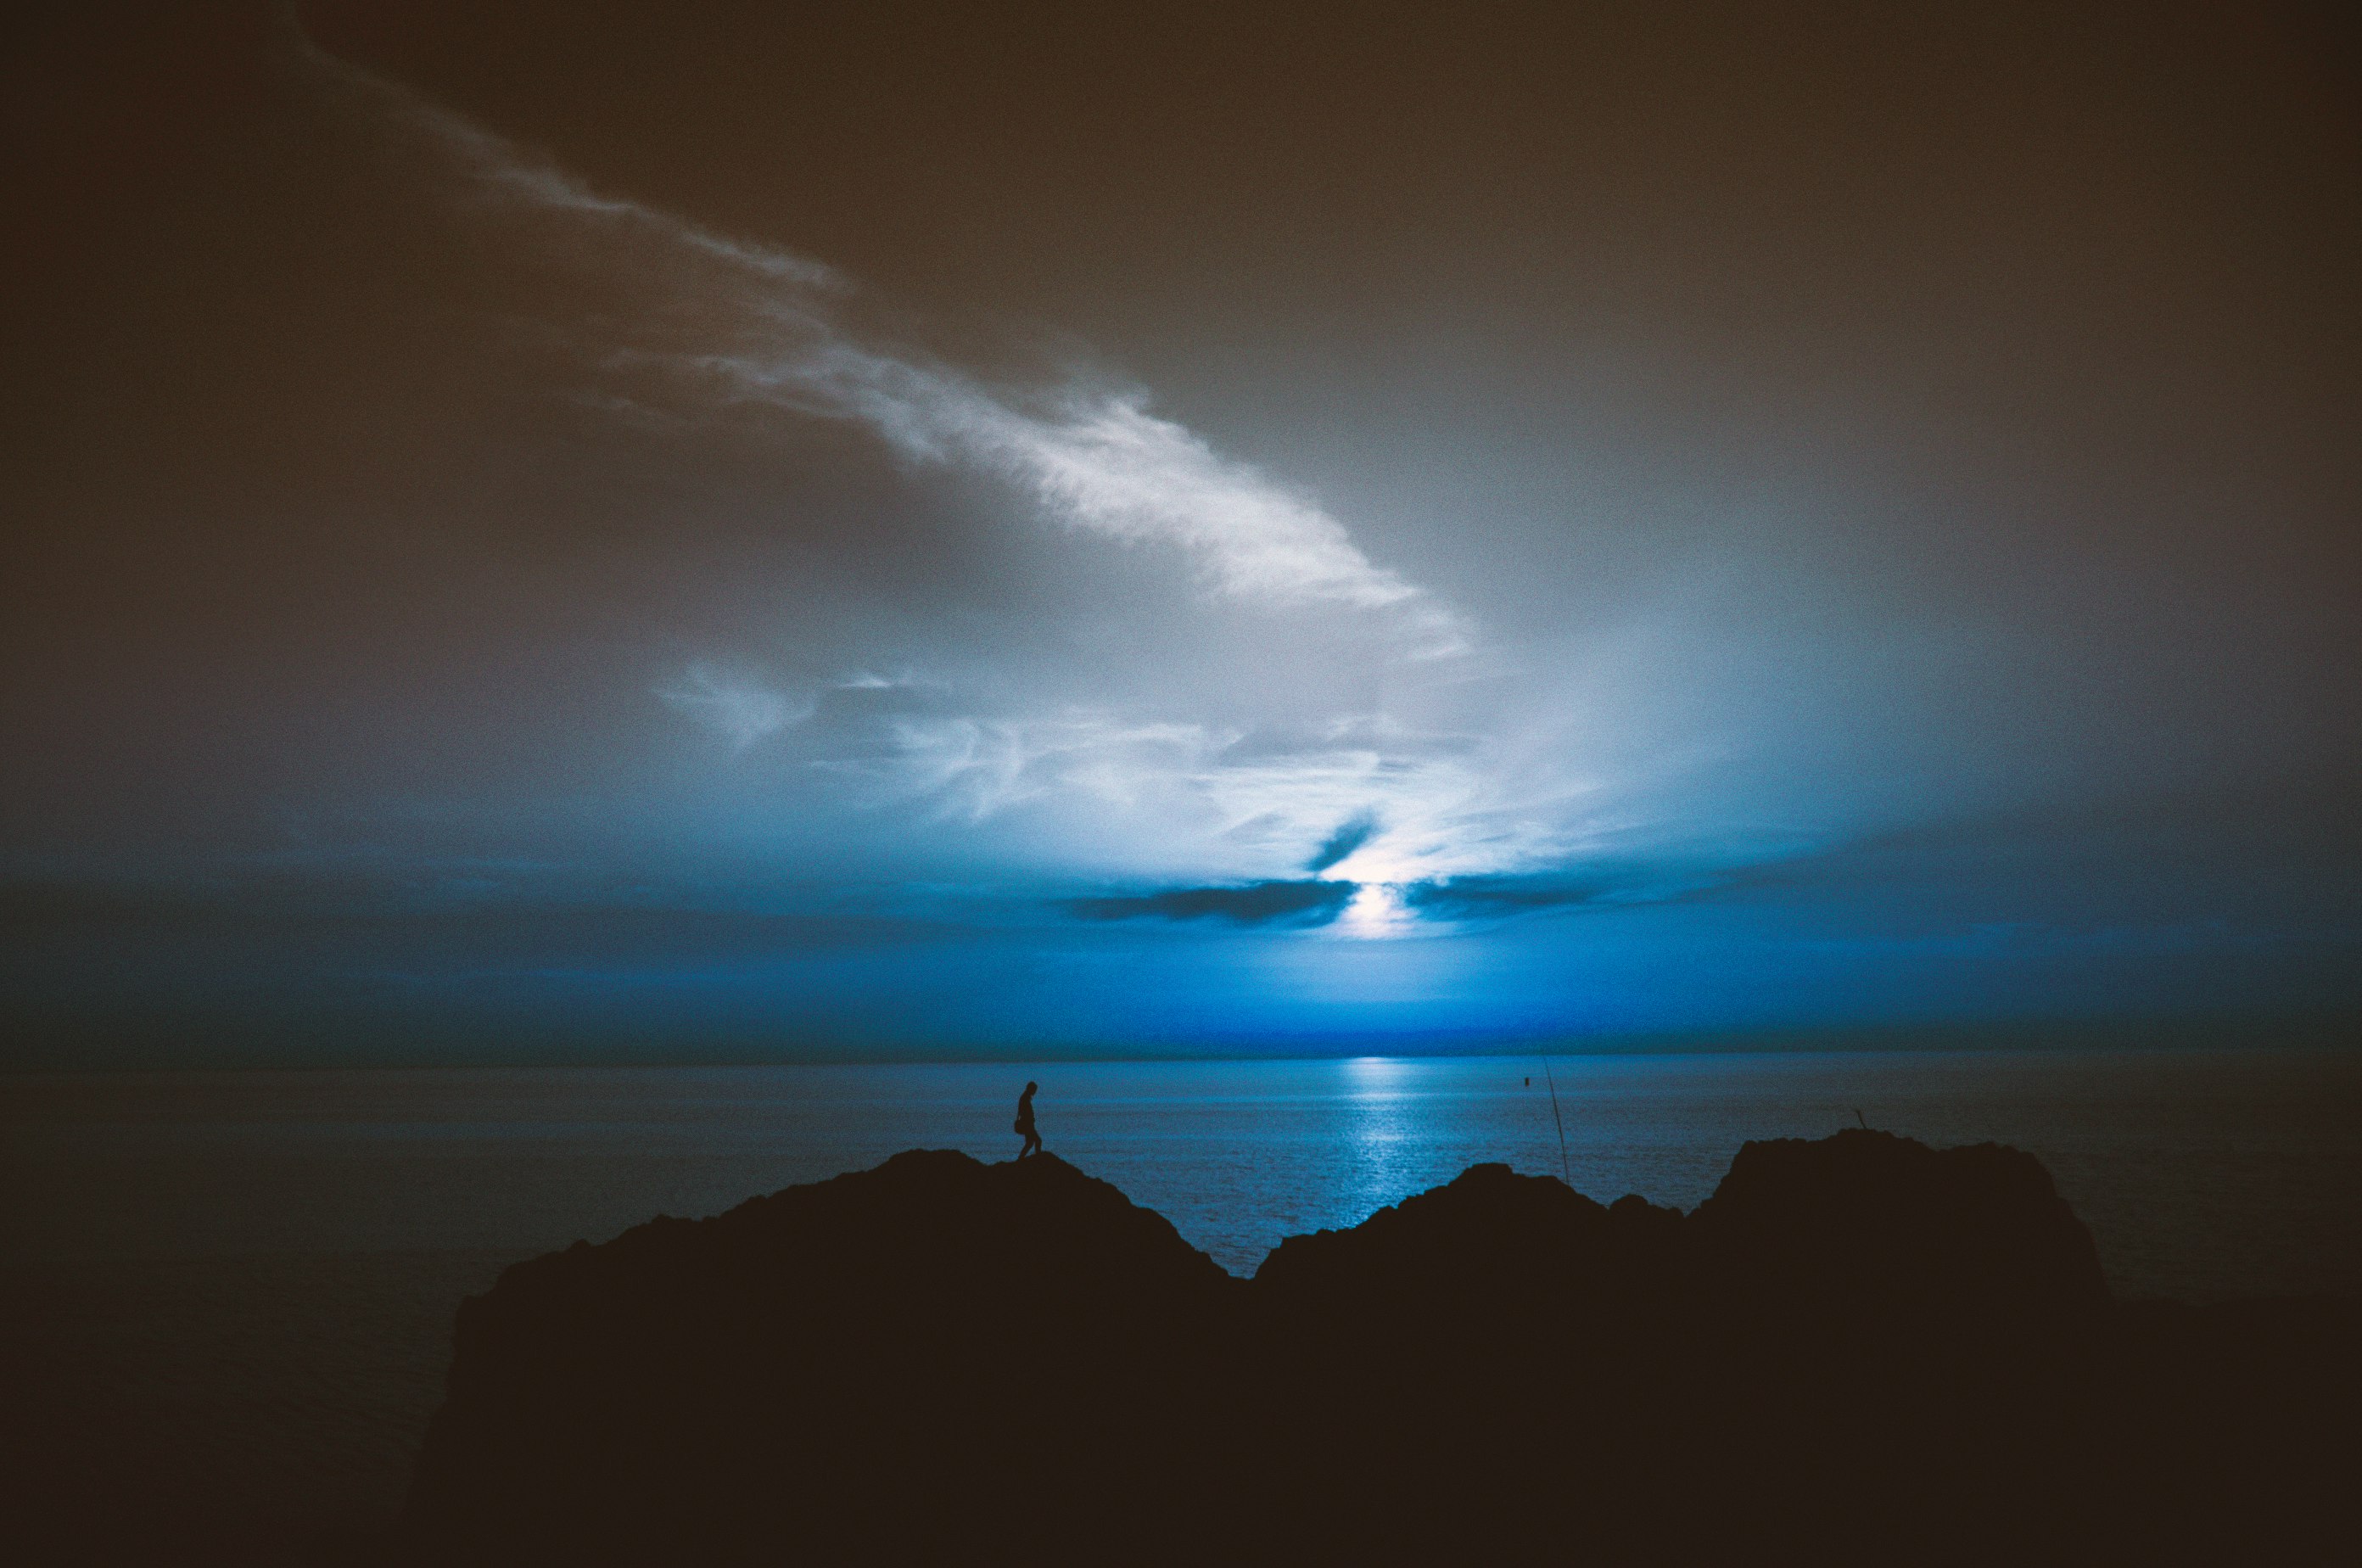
[1066,881,1357,927]
[1399,862,1748,921]
[1304,814,1380,875]
[1402,874,1626,920]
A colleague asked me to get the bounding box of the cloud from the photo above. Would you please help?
[818,703,1594,888]
[1304,812,1381,874]
[1066,880,1357,927]
[297,33,1460,646]
[1400,864,1746,921]
[281,30,1696,908]
[656,665,813,749]
[1067,860,1718,937]
[1400,872,1626,919]
[846,712,1217,825]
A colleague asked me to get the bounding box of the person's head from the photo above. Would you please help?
[1025,1081,1038,1095]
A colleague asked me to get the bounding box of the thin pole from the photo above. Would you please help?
[1541,1056,1570,1185]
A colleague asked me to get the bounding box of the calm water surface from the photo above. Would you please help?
[3,1050,2358,1556]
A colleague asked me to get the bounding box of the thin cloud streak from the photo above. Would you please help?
[655,665,814,751]
[297,32,1462,645]
[1067,879,1357,927]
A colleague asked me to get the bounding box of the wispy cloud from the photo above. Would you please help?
[831,705,1601,889]
[655,665,812,750]
[297,34,1461,645]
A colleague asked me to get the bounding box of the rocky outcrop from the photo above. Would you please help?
[403,1151,1236,1563]
[396,1133,2356,1565]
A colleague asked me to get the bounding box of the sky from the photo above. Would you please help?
[3,3,2357,1064]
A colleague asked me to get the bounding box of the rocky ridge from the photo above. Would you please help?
[394,1130,2354,1564]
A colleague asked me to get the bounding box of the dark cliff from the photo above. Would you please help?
[403,1151,1235,1562]
[395,1132,2354,1565]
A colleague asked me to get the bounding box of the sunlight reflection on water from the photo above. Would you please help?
[7,1050,2357,1295]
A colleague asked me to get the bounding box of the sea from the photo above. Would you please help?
[4,1049,2359,1559]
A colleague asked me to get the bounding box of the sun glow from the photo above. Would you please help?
[1334,882,1416,939]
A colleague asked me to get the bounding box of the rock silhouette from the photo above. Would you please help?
[394,1132,2355,1564]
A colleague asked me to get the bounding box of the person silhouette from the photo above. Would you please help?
[1014,1081,1042,1160]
